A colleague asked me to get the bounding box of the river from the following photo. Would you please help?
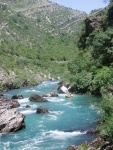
[0,80,100,150]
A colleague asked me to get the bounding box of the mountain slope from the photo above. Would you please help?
[0,0,86,91]
[1,0,86,34]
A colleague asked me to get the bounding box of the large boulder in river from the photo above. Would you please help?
[0,109,25,133]
[57,80,70,93]
[36,106,49,114]
[29,94,48,102]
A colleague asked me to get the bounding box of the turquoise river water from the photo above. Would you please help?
[0,80,100,150]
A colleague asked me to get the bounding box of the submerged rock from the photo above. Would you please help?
[29,94,48,102]
[25,105,31,108]
[36,106,49,114]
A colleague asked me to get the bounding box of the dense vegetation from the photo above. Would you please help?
[68,1,113,145]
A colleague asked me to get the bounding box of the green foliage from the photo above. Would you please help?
[99,93,113,141]
[0,82,3,92]
[106,2,113,26]
[68,50,95,93]
[91,28,113,65]
[78,143,88,150]
[92,67,113,92]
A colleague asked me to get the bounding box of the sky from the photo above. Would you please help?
[50,0,109,14]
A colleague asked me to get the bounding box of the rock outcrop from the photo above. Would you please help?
[57,80,70,94]
[36,106,49,114]
[29,94,48,102]
[0,96,25,133]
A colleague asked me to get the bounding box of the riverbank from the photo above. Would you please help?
[68,137,113,150]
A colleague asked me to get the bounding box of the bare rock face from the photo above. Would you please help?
[29,94,48,102]
[0,96,25,133]
[0,109,25,133]
[36,106,49,114]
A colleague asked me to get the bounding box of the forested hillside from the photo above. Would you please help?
[0,0,86,91]
[68,1,113,148]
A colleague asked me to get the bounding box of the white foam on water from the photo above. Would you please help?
[97,110,100,114]
[38,124,45,128]
[1,141,10,150]
[46,130,86,139]
[48,97,65,103]
[18,98,29,104]
[90,104,96,110]
[30,104,38,109]
[50,110,64,115]
[58,94,66,97]
[48,114,58,120]
[68,105,77,109]
[20,109,36,114]
[63,101,71,105]
[1,137,43,150]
